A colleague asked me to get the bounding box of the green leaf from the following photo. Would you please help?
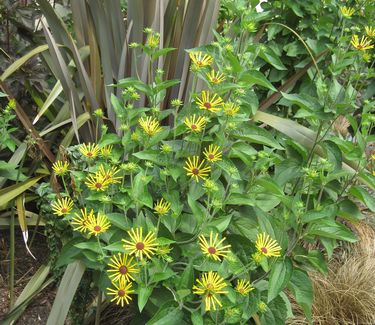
[287,269,313,322]
[207,215,232,232]
[150,269,176,283]
[1,45,50,81]
[47,261,86,325]
[268,258,293,302]
[146,306,184,325]
[294,250,328,274]
[337,199,363,222]
[307,219,357,242]
[191,311,204,325]
[74,241,101,253]
[231,125,283,150]
[349,186,375,212]
[0,176,44,210]
[103,241,124,252]
[301,204,337,224]
[239,70,277,91]
[259,46,287,70]
[138,284,153,312]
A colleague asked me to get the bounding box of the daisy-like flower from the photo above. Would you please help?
[154,198,171,216]
[189,52,214,68]
[203,145,222,163]
[192,271,228,311]
[52,160,69,176]
[255,232,282,257]
[107,253,139,282]
[184,156,211,182]
[224,102,240,116]
[79,143,100,159]
[199,231,231,261]
[339,6,355,18]
[351,35,374,51]
[184,115,206,133]
[196,91,223,112]
[365,26,375,37]
[138,116,162,136]
[122,227,157,260]
[87,212,111,236]
[235,279,254,296]
[106,278,134,307]
[97,165,122,184]
[206,70,226,84]
[85,173,112,191]
[70,208,94,233]
[100,145,113,158]
[51,197,74,216]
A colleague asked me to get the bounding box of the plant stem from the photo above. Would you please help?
[95,291,102,325]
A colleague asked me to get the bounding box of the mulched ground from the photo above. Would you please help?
[0,229,55,324]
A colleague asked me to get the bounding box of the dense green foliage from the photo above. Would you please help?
[0,0,374,324]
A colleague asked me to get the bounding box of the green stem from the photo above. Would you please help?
[95,291,102,325]
[9,148,27,308]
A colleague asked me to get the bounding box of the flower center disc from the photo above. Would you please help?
[206,283,214,290]
[136,242,145,250]
[208,246,216,254]
[94,225,102,232]
[208,154,215,160]
[118,289,125,297]
[87,152,93,157]
[261,247,268,254]
[61,208,67,213]
[192,168,199,175]
[204,102,212,109]
[95,183,102,189]
[191,124,197,130]
[119,265,128,274]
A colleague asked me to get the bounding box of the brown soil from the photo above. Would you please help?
[0,229,55,324]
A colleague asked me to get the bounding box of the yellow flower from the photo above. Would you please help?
[106,278,134,307]
[122,227,157,260]
[371,153,375,161]
[146,33,160,48]
[189,52,213,68]
[365,26,375,37]
[184,115,206,133]
[52,160,69,176]
[199,231,231,261]
[255,232,281,257]
[97,165,122,184]
[107,253,139,283]
[235,279,254,296]
[196,91,223,112]
[351,35,374,51]
[203,145,222,163]
[340,6,355,18]
[87,212,111,236]
[224,102,240,116]
[138,116,162,136]
[154,198,171,216]
[71,208,94,233]
[79,143,100,159]
[85,173,112,191]
[192,271,228,311]
[51,197,74,216]
[184,156,211,182]
[100,145,113,158]
[206,70,226,84]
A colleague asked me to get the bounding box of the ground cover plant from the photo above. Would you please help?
[0,0,374,324]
